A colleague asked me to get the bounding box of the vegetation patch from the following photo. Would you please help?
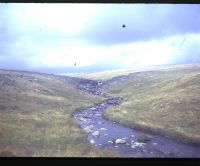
[103,64,200,145]
[0,70,117,157]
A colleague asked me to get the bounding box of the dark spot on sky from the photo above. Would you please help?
[122,24,126,28]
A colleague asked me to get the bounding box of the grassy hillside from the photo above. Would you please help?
[103,64,200,144]
[66,64,200,80]
[0,69,116,157]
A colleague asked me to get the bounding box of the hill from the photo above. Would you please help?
[0,69,115,157]
[102,64,200,145]
[65,64,200,80]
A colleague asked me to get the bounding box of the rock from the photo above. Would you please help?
[137,134,153,143]
[108,140,113,144]
[160,103,164,108]
[100,128,108,131]
[131,141,146,148]
[79,117,87,122]
[95,91,101,95]
[115,139,126,144]
[83,125,93,133]
[90,107,96,111]
[100,103,106,107]
[112,139,116,143]
[92,131,100,137]
[90,139,95,144]
[97,81,103,85]
[83,115,91,118]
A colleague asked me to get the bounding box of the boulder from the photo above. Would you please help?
[100,128,108,131]
[90,107,96,111]
[92,131,100,137]
[115,138,126,144]
[160,103,164,109]
[90,139,95,144]
[83,125,93,133]
[83,114,91,118]
[131,141,146,148]
[131,135,135,138]
[152,142,158,146]
[79,117,87,122]
[108,140,113,144]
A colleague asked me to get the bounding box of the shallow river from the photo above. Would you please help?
[74,98,200,157]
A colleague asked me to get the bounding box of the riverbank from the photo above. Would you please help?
[103,64,200,145]
[75,96,200,157]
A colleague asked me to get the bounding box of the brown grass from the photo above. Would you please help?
[103,64,200,145]
[0,69,118,157]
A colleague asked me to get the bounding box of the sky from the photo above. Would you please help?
[0,3,200,74]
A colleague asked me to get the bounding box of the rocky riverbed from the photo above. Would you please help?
[73,77,200,157]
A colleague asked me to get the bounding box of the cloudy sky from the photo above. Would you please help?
[0,3,200,74]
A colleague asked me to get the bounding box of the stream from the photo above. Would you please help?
[73,78,200,157]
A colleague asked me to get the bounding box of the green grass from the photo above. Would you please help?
[0,69,117,157]
[103,64,200,144]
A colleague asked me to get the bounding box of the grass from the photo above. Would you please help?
[103,64,200,145]
[0,69,118,157]
[66,64,200,80]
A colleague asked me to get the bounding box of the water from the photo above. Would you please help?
[74,98,200,157]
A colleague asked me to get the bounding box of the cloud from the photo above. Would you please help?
[81,4,200,46]
[0,4,200,73]
[166,33,200,64]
